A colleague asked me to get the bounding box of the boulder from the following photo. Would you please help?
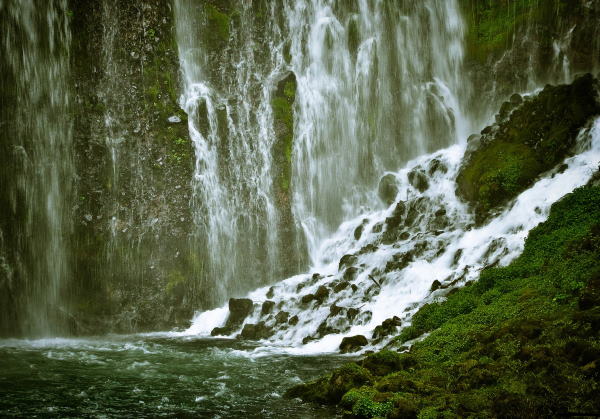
[457,74,600,220]
[210,326,229,336]
[275,311,289,324]
[430,280,442,292]
[339,254,358,270]
[343,266,359,281]
[317,321,340,338]
[428,158,447,175]
[239,321,272,340]
[228,298,253,325]
[372,316,402,340]
[301,294,315,304]
[333,281,349,293]
[210,298,254,336]
[315,285,330,304]
[339,335,368,353]
[288,315,299,326]
[261,300,275,315]
[330,304,345,317]
[407,169,429,192]
[384,201,406,230]
[347,308,360,321]
[378,174,398,205]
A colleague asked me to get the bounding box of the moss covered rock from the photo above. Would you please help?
[457,74,600,219]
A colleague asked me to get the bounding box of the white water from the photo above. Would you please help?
[174,0,471,308]
[175,1,290,306]
[288,0,470,256]
[183,118,600,354]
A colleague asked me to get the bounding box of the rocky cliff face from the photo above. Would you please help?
[461,0,600,123]
[68,0,196,333]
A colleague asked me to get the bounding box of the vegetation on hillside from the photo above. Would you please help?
[287,181,600,417]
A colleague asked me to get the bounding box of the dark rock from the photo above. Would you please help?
[339,254,358,270]
[266,287,274,299]
[347,308,359,321]
[339,335,368,353]
[372,222,383,233]
[330,304,345,317]
[353,221,366,240]
[510,93,523,105]
[378,174,398,205]
[302,335,316,344]
[315,285,329,303]
[210,326,229,336]
[211,298,254,335]
[358,243,379,255]
[239,321,272,340]
[275,311,289,324]
[452,249,463,266]
[301,294,315,305]
[430,280,442,292]
[351,284,358,292]
[385,201,406,230]
[428,158,447,175]
[228,298,253,325]
[457,74,600,220]
[372,316,402,340]
[333,281,349,293]
[288,315,299,326]
[407,169,429,192]
[343,266,359,281]
[261,300,275,315]
[317,321,340,337]
[385,252,413,273]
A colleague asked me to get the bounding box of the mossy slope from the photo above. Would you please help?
[287,182,600,418]
[456,74,599,219]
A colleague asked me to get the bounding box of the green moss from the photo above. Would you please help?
[288,183,600,417]
[460,0,553,64]
[205,5,231,47]
[342,387,394,418]
[271,73,297,194]
[457,74,600,218]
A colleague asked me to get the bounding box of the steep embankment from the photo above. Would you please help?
[287,172,600,419]
[286,76,600,417]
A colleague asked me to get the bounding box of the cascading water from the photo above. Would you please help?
[185,116,600,354]
[288,0,470,254]
[175,1,305,307]
[174,0,470,307]
[0,0,73,336]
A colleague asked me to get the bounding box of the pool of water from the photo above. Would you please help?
[0,335,350,417]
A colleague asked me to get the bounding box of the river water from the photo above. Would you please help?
[0,336,348,418]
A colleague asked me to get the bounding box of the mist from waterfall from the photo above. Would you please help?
[0,0,73,336]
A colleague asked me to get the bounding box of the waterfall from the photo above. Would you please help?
[0,0,73,335]
[174,0,469,307]
[175,1,303,307]
[287,0,470,258]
